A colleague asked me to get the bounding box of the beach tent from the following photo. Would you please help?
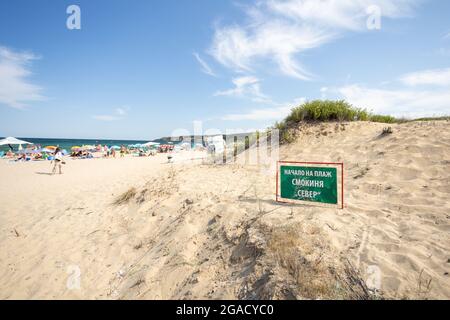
[0,137,33,149]
[0,137,33,152]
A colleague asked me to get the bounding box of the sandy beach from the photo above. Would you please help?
[0,121,449,299]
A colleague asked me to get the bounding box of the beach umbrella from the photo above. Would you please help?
[79,145,95,151]
[45,146,57,150]
[0,137,33,146]
[111,145,121,150]
[142,142,160,147]
[71,146,81,150]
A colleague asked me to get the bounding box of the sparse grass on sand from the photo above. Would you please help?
[113,187,137,206]
[271,99,447,143]
[267,224,374,300]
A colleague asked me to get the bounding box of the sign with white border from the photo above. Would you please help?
[276,161,344,209]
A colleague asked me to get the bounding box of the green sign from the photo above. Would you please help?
[279,165,338,205]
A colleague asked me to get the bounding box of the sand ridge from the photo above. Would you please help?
[0,121,449,299]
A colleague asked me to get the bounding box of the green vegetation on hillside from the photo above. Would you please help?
[413,116,450,122]
[272,100,398,143]
[283,100,397,123]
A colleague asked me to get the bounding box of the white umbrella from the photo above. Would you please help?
[0,137,33,146]
[142,141,160,147]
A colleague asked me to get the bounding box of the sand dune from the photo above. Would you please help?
[0,121,449,299]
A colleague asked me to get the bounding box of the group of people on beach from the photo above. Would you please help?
[2,142,167,175]
[103,145,127,158]
[5,149,49,162]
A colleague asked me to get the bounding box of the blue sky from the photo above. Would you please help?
[0,0,449,139]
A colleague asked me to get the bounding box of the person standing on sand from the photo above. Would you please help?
[120,145,125,158]
[52,147,64,175]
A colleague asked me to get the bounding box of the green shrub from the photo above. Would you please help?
[369,115,396,123]
[273,100,402,144]
[413,116,450,122]
[285,100,372,123]
[285,100,402,124]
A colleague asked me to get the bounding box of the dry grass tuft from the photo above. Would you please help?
[267,224,336,299]
[113,187,137,206]
[381,127,394,136]
[266,224,374,300]
[136,189,148,204]
[130,277,146,289]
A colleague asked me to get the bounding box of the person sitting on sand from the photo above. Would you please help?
[6,150,14,158]
[120,145,125,157]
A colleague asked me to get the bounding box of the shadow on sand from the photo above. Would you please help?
[35,172,54,176]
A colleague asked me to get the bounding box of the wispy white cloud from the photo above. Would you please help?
[437,48,450,56]
[210,0,419,79]
[115,107,127,116]
[267,0,416,30]
[210,20,330,80]
[222,97,305,121]
[0,46,45,109]
[193,52,217,77]
[215,76,271,103]
[399,67,450,86]
[92,115,119,121]
[222,105,290,121]
[92,107,129,121]
[338,84,450,118]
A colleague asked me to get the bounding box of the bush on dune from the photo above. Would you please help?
[369,114,397,124]
[284,100,396,123]
[272,100,401,143]
[285,100,369,123]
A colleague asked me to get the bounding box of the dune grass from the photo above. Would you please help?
[412,116,450,122]
[113,187,137,206]
[267,224,375,299]
[282,100,398,124]
[272,100,403,143]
